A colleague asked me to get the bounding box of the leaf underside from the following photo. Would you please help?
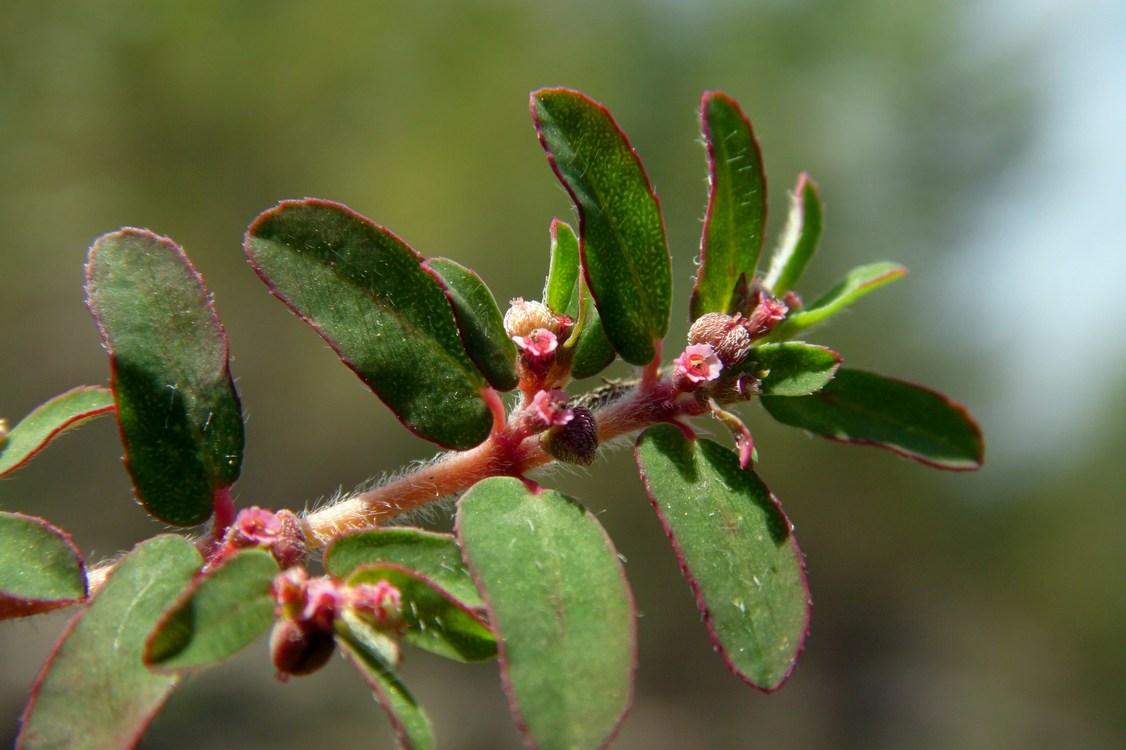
[338,631,435,750]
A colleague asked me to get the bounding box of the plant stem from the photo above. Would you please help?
[301,375,681,550]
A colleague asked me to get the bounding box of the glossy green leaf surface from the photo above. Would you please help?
[635,424,809,691]
[691,92,767,320]
[764,173,823,295]
[761,368,984,470]
[19,535,202,750]
[423,257,518,391]
[778,261,908,337]
[747,342,841,397]
[532,88,671,365]
[0,512,86,620]
[457,477,634,750]
[146,548,277,671]
[338,630,435,750]
[85,230,244,526]
[347,564,496,663]
[246,200,492,450]
[324,528,483,610]
[544,220,616,379]
[0,386,114,478]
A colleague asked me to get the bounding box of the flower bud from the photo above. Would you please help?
[744,288,788,339]
[541,406,599,465]
[270,617,336,679]
[688,313,752,368]
[504,298,558,340]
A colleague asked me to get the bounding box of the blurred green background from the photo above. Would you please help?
[2,0,1124,747]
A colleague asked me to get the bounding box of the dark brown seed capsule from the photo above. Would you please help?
[541,406,599,465]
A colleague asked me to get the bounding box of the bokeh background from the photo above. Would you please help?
[2,1,1124,747]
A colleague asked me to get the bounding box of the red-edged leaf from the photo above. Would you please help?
[18,535,202,750]
[691,91,768,320]
[761,368,985,470]
[0,512,86,620]
[85,229,244,526]
[0,387,114,478]
[245,199,492,450]
[636,424,810,691]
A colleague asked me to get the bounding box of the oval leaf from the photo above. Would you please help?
[778,261,908,337]
[763,173,824,296]
[532,88,671,366]
[245,200,492,450]
[146,548,278,671]
[690,91,768,320]
[18,535,202,750]
[0,512,86,620]
[761,368,984,470]
[324,528,482,610]
[85,229,244,526]
[457,477,635,750]
[346,564,496,663]
[635,424,810,691]
[422,257,519,391]
[746,342,841,397]
[544,220,616,380]
[337,630,435,750]
[0,386,114,478]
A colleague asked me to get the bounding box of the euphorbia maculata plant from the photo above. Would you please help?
[0,88,983,750]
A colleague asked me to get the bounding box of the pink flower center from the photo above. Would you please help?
[532,388,574,427]
[674,343,723,383]
[513,328,559,359]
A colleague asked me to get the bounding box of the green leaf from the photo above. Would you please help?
[19,535,202,750]
[544,220,616,380]
[324,528,483,610]
[0,386,114,478]
[690,91,767,320]
[635,424,809,691]
[346,564,496,663]
[422,257,519,391]
[337,629,435,750]
[85,229,244,526]
[532,88,671,365]
[0,512,86,620]
[777,261,908,337]
[761,368,984,470]
[457,477,635,750]
[543,218,581,314]
[763,173,824,295]
[746,342,841,397]
[245,199,492,450]
[145,548,278,671]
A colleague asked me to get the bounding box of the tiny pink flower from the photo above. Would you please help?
[301,577,342,629]
[532,388,574,427]
[346,580,403,627]
[232,506,282,546]
[674,343,723,383]
[513,328,558,359]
